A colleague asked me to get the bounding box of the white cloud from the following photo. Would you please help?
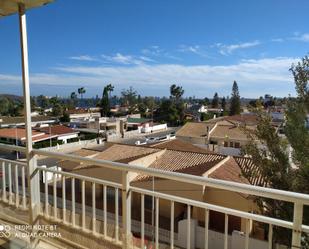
[69,55,98,61]
[291,33,309,42]
[178,45,208,57]
[1,57,298,97]
[101,53,154,65]
[271,38,284,42]
[142,46,181,61]
[217,40,261,55]
[178,45,200,53]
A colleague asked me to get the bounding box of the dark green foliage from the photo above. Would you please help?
[0,97,23,116]
[60,112,70,122]
[80,133,98,140]
[242,112,293,245]
[229,81,241,115]
[170,84,184,102]
[156,84,185,126]
[243,56,309,246]
[211,92,219,108]
[200,112,214,121]
[121,86,138,114]
[221,96,226,111]
[33,139,63,149]
[52,102,63,116]
[67,137,79,143]
[204,97,210,106]
[100,84,114,117]
[78,87,86,99]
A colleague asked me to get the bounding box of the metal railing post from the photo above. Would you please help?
[122,171,131,249]
[291,202,303,249]
[18,3,40,225]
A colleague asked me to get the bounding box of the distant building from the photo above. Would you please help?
[35,125,79,144]
[66,109,100,121]
[0,128,57,146]
[70,117,126,138]
[58,143,264,234]
[176,114,260,155]
[0,116,56,128]
[0,125,79,146]
[127,117,167,133]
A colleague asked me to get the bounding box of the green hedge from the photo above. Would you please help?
[33,139,63,149]
[80,133,98,140]
[67,137,80,143]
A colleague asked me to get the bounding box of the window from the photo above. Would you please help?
[235,142,240,148]
[230,142,234,147]
[224,141,228,147]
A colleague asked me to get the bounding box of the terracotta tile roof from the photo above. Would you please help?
[234,156,267,187]
[176,122,209,138]
[71,148,99,157]
[0,116,55,125]
[57,143,265,190]
[38,125,78,135]
[0,128,57,141]
[58,148,100,171]
[32,134,58,142]
[225,114,259,125]
[58,161,81,171]
[94,144,160,162]
[134,150,226,181]
[176,161,222,176]
[209,124,249,141]
[149,139,212,154]
[209,156,266,187]
[209,157,250,184]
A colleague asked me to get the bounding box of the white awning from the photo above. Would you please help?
[0,0,53,17]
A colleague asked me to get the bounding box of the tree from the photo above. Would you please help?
[30,96,37,111]
[243,56,309,246]
[0,97,10,115]
[144,97,156,119]
[70,92,77,100]
[170,84,185,124]
[69,92,77,109]
[60,112,70,122]
[203,97,210,106]
[242,112,293,245]
[36,95,49,109]
[286,56,309,194]
[170,84,184,102]
[157,99,179,125]
[229,81,241,115]
[52,103,63,116]
[78,87,86,99]
[221,97,226,111]
[100,84,114,117]
[121,86,138,114]
[211,92,219,108]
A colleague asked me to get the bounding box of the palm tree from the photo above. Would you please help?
[106,84,114,98]
[78,87,86,99]
[170,84,184,103]
[70,92,77,99]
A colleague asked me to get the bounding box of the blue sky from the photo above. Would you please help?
[0,0,309,98]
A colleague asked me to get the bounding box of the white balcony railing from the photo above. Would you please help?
[0,143,309,249]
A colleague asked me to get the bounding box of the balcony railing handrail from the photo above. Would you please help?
[36,165,123,189]
[1,143,309,205]
[130,186,309,234]
[33,147,309,205]
[0,157,26,166]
